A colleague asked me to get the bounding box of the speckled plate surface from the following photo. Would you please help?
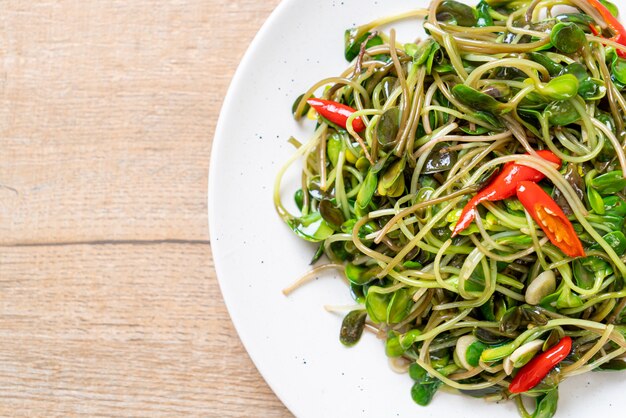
[209,1,626,416]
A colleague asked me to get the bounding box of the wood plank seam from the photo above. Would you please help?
[0,239,210,248]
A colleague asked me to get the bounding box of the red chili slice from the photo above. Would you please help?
[452,150,561,236]
[509,336,572,393]
[516,181,585,258]
[307,98,365,132]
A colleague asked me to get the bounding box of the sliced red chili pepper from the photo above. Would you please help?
[306,98,365,133]
[588,0,626,58]
[516,181,585,258]
[452,150,561,236]
[509,336,572,393]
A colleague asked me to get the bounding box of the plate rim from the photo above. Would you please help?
[208,0,297,414]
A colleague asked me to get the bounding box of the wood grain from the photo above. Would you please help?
[0,0,290,416]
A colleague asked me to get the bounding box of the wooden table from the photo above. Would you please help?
[0,0,290,416]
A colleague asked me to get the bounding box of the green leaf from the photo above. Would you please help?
[327,133,343,167]
[496,234,534,246]
[355,156,370,172]
[424,142,458,174]
[519,90,551,108]
[452,84,505,113]
[411,380,441,406]
[555,13,595,29]
[404,43,418,58]
[577,255,613,285]
[466,341,488,367]
[430,349,450,369]
[287,212,335,242]
[377,106,400,147]
[385,333,404,357]
[475,1,493,27]
[550,22,586,54]
[378,157,406,197]
[309,242,325,265]
[371,152,390,174]
[481,341,516,362]
[560,63,606,100]
[603,195,626,216]
[319,199,345,229]
[480,297,496,321]
[339,310,367,346]
[426,42,442,75]
[474,110,503,128]
[349,283,365,303]
[587,184,606,214]
[500,306,522,334]
[596,111,618,162]
[533,389,559,418]
[591,231,626,256]
[579,78,606,100]
[556,287,582,309]
[380,157,405,188]
[345,263,380,286]
[527,52,563,76]
[411,39,439,66]
[514,351,540,369]
[433,63,455,74]
[365,288,391,324]
[294,189,304,211]
[399,329,423,349]
[403,260,424,269]
[436,0,477,27]
[539,74,579,100]
[356,170,378,216]
[544,100,580,126]
[561,62,587,82]
[591,171,626,194]
[409,364,443,406]
[493,298,507,321]
[387,288,413,324]
[385,174,405,197]
[409,363,427,381]
[465,271,486,293]
[344,29,383,62]
[572,258,595,290]
[608,49,626,86]
[344,263,365,284]
[518,107,543,137]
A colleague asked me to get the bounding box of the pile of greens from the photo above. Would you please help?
[275,1,626,416]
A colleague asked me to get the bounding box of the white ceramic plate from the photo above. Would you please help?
[209,1,625,416]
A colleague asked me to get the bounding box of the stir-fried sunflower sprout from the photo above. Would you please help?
[274,1,626,416]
